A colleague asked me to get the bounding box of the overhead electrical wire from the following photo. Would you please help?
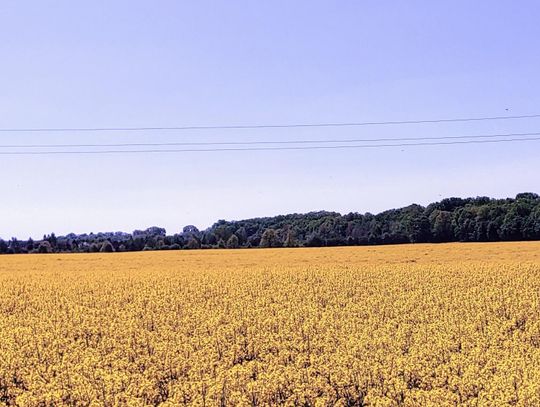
[0,136,539,155]
[0,113,539,133]
[2,113,539,155]
[0,131,538,149]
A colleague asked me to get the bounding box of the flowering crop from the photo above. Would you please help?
[1,243,540,406]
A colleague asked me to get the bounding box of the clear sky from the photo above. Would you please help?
[1,1,540,239]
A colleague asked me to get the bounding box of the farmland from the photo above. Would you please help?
[1,243,540,406]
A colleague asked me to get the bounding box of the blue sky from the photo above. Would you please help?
[1,1,539,239]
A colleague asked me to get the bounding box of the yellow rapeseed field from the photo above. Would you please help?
[1,242,540,406]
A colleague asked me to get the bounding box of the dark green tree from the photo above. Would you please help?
[226,234,240,249]
[260,228,279,248]
[100,241,115,253]
[38,241,53,254]
[185,238,201,250]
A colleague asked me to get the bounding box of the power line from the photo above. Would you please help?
[0,131,539,149]
[1,136,539,155]
[1,114,539,133]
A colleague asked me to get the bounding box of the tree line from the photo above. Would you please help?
[1,193,540,254]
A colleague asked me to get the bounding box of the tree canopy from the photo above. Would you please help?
[2,193,540,254]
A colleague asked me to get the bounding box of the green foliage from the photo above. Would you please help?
[284,231,297,247]
[260,229,280,248]
[226,234,240,249]
[37,241,52,254]
[185,238,201,250]
[100,241,115,253]
[2,193,540,254]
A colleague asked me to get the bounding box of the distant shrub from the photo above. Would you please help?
[100,241,115,253]
[37,241,52,254]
